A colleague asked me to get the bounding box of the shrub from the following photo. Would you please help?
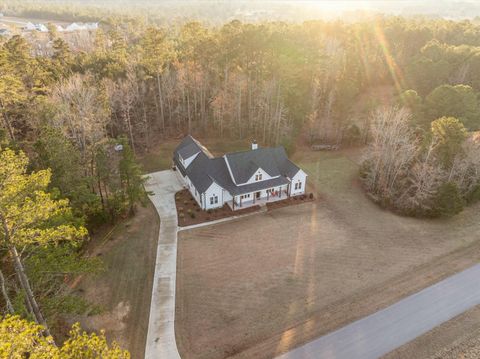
[183,200,188,205]
[433,182,465,217]
[189,212,195,218]
[178,207,184,211]
[179,213,185,218]
[466,184,480,204]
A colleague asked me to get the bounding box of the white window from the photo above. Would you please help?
[255,173,263,181]
[210,195,218,205]
[294,181,302,190]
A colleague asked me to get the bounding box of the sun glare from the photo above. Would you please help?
[310,0,374,14]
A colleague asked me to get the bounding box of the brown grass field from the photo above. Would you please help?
[71,203,159,359]
[175,147,480,359]
[384,304,480,359]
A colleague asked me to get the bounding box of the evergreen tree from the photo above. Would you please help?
[118,137,148,214]
[434,182,465,217]
[0,148,87,336]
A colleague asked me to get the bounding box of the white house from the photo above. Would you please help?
[23,22,48,32]
[62,22,99,32]
[173,136,307,210]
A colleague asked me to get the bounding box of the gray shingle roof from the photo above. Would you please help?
[174,136,301,195]
[175,136,202,159]
[230,176,289,195]
[225,147,300,184]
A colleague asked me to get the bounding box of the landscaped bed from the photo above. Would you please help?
[175,189,260,227]
[266,193,315,210]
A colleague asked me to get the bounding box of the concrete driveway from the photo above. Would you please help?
[144,170,183,359]
[276,263,480,359]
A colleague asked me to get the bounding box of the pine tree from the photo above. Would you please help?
[0,148,87,336]
[117,138,148,215]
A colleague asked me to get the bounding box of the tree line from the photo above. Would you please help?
[3,12,480,350]
[362,108,480,217]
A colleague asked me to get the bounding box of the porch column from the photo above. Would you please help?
[279,187,282,198]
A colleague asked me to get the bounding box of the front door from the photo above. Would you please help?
[256,191,261,199]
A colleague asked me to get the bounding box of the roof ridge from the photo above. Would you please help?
[225,146,283,157]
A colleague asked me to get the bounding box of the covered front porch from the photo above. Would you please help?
[228,185,289,210]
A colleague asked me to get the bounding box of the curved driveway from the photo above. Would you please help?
[276,263,480,359]
[144,170,183,359]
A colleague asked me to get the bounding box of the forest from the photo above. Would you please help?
[3,6,480,354]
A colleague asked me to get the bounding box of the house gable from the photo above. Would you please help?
[243,167,275,185]
[289,169,307,195]
[203,181,224,209]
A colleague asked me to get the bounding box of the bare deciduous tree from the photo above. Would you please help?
[362,106,418,201]
[51,74,109,162]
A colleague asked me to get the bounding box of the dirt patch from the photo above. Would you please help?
[70,203,159,359]
[175,147,480,359]
[175,189,260,227]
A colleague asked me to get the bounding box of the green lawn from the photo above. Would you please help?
[298,152,358,195]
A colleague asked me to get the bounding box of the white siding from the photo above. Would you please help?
[223,189,233,203]
[289,170,307,196]
[204,182,224,210]
[185,176,202,205]
[242,168,274,185]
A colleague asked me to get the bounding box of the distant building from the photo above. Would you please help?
[61,22,99,32]
[24,22,37,31]
[23,22,48,32]
[0,28,10,37]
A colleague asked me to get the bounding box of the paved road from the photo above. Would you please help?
[276,263,480,359]
[144,170,183,359]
